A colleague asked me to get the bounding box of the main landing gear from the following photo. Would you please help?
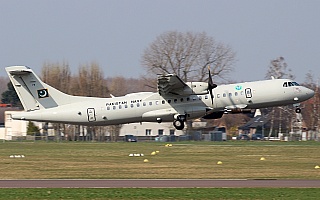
[173,114,186,130]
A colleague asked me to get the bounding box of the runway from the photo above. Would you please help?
[1,179,320,188]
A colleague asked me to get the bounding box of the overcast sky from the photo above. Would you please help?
[1,0,319,83]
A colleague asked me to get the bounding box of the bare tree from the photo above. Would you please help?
[41,61,71,93]
[41,62,72,140]
[106,76,156,97]
[72,62,110,141]
[141,31,236,82]
[41,62,110,141]
[265,56,294,79]
[72,62,109,97]
[108,76,128,97]
[303,71,319,132]
[265,57,295,139]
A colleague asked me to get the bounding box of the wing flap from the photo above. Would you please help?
[157,74,188,96]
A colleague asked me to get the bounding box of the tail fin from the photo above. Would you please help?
[6,66,81,111]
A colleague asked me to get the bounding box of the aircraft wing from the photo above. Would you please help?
[157,74,188,96]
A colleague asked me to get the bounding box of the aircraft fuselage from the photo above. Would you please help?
[12,78,314,126]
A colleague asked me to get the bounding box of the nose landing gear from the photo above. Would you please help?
[295,107,301,113]
[293,103,302,113]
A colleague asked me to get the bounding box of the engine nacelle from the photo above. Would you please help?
[187,82,209,94]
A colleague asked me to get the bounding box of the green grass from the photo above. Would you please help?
[0,141,320,179]
[1,141,320,199]
[0,188,320,200]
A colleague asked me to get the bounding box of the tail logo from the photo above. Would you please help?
[37,89,49,98]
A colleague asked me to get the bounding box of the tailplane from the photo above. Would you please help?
[6,66,82,111]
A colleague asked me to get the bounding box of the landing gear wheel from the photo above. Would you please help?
[295,107,301,113]
[173,119,185,130]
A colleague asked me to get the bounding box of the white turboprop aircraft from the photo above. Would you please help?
[6,66,314,130]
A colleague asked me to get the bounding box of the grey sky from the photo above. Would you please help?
[1,0,319,83]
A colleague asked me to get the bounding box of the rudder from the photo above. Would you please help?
[6,66,79,111]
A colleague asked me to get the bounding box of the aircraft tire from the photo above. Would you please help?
[173,119,184,130]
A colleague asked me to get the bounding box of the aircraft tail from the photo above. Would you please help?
[5,66,83,111]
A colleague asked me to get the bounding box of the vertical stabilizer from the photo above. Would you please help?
[5,66,80,111]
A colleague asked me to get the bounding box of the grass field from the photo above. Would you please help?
[1,188,320,200]
[1,141,320,199]
[0,140,320,179]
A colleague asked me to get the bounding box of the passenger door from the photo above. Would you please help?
[87,108,96,122]
[245,88,252,98]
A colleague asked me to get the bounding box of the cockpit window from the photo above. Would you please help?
[292,82,300,86]
[283,81,300,87]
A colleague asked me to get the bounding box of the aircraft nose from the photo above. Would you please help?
[305,87,315,99]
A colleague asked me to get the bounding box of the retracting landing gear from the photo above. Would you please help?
[173,114,186,130]
[173,119,184,130]
[294,103,301,113]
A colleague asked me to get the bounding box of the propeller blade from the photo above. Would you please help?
[207,66,217,104]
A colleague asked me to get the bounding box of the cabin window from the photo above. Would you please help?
[192,96,197,101]
[156,101,159,105]
[143,102,146,106]
[149,102,152,106]
[125,105,128,109]
[174,99,177,103]
[235,92,238,96]
[223,93,226,97]
[107,107,110,110]
[229,93,232,97]
[162,100,165,104]
[240,91,244,95]
[187,97,190,101]
[137,103,140,107]
[119,105,122,109]
[131,104,134,108]
[205,95,208,99]
[199,96,202,100]
[217,94,220,98]
[113,106,116,110]
[180,98,184,102]
[168,99,171,103]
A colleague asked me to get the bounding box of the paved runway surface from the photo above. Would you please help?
[1,179,320,188]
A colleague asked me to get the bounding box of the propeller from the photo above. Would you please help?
[207,66,217,104]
